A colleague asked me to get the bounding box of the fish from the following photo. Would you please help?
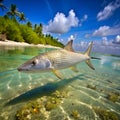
[17,40,95,79]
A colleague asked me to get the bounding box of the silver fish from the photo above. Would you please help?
[18,40,95,79]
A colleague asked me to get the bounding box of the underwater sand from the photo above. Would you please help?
[0,46,120,120]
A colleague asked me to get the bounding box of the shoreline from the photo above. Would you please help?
[0,40,61,49]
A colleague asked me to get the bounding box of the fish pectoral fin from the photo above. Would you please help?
[52,69,63,79]
[70,66,79,72]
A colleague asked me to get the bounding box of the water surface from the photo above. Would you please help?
[0,46,120,120]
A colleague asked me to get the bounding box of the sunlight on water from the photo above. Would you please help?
[0,46,120,120]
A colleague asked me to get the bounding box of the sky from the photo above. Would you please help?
[0,0,120,54]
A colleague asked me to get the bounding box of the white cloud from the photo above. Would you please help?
[92,25,120,36]
[113,35,120,44]
[102,36,107,41]
[58,39,64,42]
[97,0,120,21]
[116,35,120,42]
[102,37,109,45]
[85,33,91,38]
[81,14,88,22]
[79,14,88,26]
[80,41,88,46]
[43,9,79,34]
[68,35,75,41]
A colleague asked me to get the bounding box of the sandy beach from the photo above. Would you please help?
[0,40,60,49]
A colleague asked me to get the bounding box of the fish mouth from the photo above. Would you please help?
[17,67,30,72]
[17,67,23,71]
[17,66,28,71]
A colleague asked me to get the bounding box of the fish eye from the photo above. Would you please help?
[32,61,36,66]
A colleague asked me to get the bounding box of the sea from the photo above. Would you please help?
[0,46,120,120]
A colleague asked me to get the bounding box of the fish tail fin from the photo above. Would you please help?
[91,57,101,60]
[85,41,95,70]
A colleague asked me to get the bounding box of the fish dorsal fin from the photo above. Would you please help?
[64,40,74,52]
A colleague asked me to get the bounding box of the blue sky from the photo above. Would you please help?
[0,0,120,45]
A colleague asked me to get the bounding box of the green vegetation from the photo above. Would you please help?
[0,1,64,47]
[0,17,24,42]
[106,92,120,103]
[86,84,97,90]
[71,110,80,119]
[15,90,68,120]
[19,24,42,44]
[93,107,119,120]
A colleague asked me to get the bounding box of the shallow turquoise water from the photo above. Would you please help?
[0,46,120,120]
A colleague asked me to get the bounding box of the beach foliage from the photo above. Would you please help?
[0,17,24,42]
[6,4,20,20]
[19,25,42,44]
[0,2,64,47]
[0,16,64,47]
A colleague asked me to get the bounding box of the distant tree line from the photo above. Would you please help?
[0,1,64,47]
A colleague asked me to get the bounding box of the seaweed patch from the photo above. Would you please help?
[93,107,119,120]
[15,90,68,120]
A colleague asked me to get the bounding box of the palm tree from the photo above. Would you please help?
[19,12,26,22]
[0,0,6,11]
[26,21,32,28]
[7,4,20,20]
[34,23,43,36]
[39,23,43,35]
[34,24,37,31]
